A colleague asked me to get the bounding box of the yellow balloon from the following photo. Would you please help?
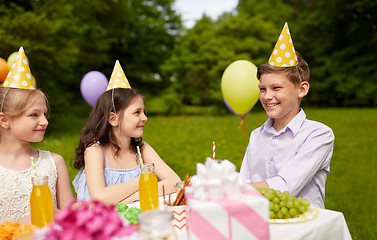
[221,60,259,116]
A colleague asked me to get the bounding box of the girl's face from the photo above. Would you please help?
[8,95,48,143]
[119,95,147,138]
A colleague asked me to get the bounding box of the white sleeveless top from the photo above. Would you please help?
[0,150,58,223]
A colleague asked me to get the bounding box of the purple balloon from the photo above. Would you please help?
[80,71,108,107]
[223,96,252,117]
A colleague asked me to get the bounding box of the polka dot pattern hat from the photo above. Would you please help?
[268,22,298,67]
[106,60,131,91]
[2,47,36,89]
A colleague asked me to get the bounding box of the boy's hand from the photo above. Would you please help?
[251,181,269,189]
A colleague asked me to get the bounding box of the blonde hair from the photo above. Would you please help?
[0,87,48,117]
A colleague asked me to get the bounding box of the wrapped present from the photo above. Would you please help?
[186,158,270,240]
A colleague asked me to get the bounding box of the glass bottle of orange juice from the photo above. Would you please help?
[30,176,54,227]
[139,163,159,211]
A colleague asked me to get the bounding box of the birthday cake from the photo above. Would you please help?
[186,158,270,240]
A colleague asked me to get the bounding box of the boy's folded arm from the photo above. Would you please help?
[274,127,334,196]
[240,143,252,182]
[265,176,287,192]
[250,181,270,189]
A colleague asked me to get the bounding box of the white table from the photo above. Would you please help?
[129,197,352,240]
[270,208,352,240]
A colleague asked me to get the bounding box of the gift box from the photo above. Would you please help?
[185,158,270,240]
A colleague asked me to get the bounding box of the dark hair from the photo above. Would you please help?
[73,88,144,170]
[257,52,310,85]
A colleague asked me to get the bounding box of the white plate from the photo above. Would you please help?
[270,205,319,223]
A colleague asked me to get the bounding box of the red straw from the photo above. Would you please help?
[212,142,215,161]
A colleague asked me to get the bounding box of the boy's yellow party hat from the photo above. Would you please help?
[268,22,298,67]
[2,47,36,89]
[106,60,131,91]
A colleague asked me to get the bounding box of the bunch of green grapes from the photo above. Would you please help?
[256,187,311,219]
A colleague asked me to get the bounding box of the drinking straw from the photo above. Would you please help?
[30,157,39,184]
[136,146,145,169]
[212,142,215,161]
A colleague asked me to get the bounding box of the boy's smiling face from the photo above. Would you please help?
[258,72,309,131]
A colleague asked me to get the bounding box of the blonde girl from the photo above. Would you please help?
[0,87,74,223]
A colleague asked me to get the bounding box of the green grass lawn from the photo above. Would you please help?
[32,107,377,240]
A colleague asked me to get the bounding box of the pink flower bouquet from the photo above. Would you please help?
[39,200,139,240]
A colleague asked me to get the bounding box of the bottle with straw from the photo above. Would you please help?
[137,146,159,211]
[30,157,54,227]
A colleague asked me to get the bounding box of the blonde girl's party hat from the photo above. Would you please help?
[106,60,131,91]
[268,22,298,67]
[2,46,36,89]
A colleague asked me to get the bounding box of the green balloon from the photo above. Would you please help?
[221,60,259,116]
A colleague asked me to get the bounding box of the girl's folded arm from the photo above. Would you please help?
[84,144,140,204]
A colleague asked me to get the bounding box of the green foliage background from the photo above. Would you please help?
[0,0,181,113]
[1,0,376,112]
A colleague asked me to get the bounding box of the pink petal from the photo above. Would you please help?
[115,225,138,237]
[76,211,95,226]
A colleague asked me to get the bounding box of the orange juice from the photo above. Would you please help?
[139,163,159,211]
[30,176,54,227]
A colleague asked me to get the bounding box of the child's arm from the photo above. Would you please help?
[241,144,270,189]
[84,144,140,204]
[267,127,334,196]
[120,142,181,204]
[142,142,181,197]
[52,153,74,209]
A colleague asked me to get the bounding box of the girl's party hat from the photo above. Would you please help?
[267,22,298,67]
[2,47,36,89]
[106,60,131,91]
